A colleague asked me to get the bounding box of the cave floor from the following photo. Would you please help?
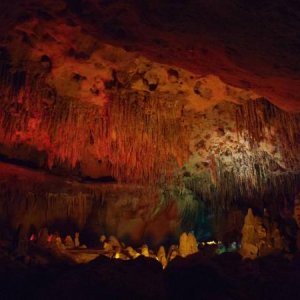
[1,249,300,300]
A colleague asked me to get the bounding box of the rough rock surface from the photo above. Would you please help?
[240,208,284,259]
[0,0,299,246]
[179,232,198,258]
[1,0,299,111]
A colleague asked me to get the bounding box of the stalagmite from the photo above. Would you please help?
[104,242,113,252]
[179,232,198,257]
[74,232,80,248]
[187,232,198,255]
[55,236,65,250]
[37,227,49,248]
[49,232,59,249]
[240,209,260,259]
[64,235,75,249]
[0,68,189,185]
[109,236,122,249]
[240,208,285,258]
[271,225,284,251]
[100,235,106,243]
[157,246,167,268]
[179,232,189,257]
[141,244,150,257]
[167,245,179,261]
[126,246,140,258]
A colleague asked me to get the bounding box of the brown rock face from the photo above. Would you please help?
[64,0,300,111]
[0,0,300,111]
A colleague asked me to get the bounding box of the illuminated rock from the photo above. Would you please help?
[157,246,166,259]
[157,246,167,268]
[50,233,67,251]
[99,235,107,249]
[179,232,198,257]
[74,232,80,248]
[109,236,121,249]
[126,246,140,258]
[240,243,258,259]
[179,232,189,257]
[141,244,150,257]
[240,209,262,259]
[240,208,284,258]
[100,235,106,243]
[64,235,75,249]
[188,232,198,255]
[167,245,179,261]
[55,236,65,250]
[49,232,59,249]
[104,242,113,252]
[37,227,49,248]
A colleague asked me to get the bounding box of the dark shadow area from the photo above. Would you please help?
[1,251,300,300]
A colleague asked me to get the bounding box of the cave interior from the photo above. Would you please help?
[0,1,300,299]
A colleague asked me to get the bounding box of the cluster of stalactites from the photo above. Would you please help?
[185,99,300,211]
[0,65,189,184]
[185,159,300,213]
[236,98,300,167]
[0,181,93,230]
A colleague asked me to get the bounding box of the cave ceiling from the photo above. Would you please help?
[0,0,299,209]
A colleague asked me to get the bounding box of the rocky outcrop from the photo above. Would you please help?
[240,208,284,259]
[178,232,198,258]
[157,246,167,268]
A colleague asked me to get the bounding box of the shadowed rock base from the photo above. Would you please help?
[1,251,300,300]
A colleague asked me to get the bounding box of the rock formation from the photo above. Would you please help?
[64,235,75,249]
[294,194,300,228]
[37,227,49,248]
[0,0,299,256]
[108,236,121,249]
[167,245,179,262]
[126,246,140,259]
[74,232,80,248]
[240,208,284,259]
[141,244,150,257]
[179,232,189,257]
[179,232,198,257]
[103,242,113,252]
[13,224,29,258]
[157,246,167,268]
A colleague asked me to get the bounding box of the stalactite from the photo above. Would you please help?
[0,65,189,184]
[177,99,300,215]
[1,62,299,218]
[0,180,93,230]
[236,98,300,168]
[184,160,300,215]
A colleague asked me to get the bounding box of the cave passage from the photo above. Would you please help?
[0,0,300,299]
